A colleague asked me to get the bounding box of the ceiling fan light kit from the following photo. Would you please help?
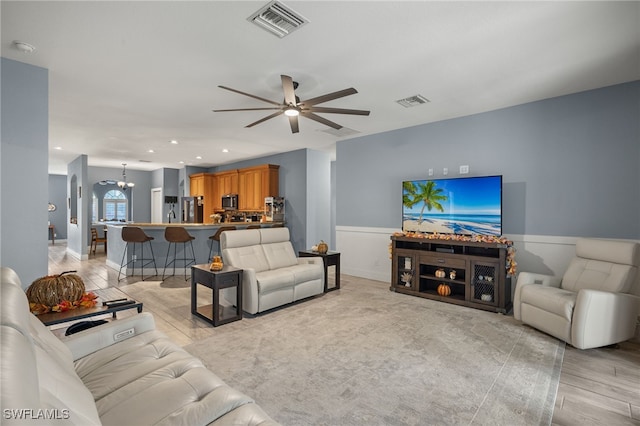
[214,74,370,134]
[284,106,299,117]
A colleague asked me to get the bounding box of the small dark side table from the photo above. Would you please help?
[191,264,243,326]
[298,250,341,293]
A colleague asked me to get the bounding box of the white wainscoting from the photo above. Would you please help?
[336,226,640,341]
[335,226,400,283]
[335,226,580,284]
[336,226,640,297]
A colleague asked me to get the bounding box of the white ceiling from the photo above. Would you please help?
[2,1,639,175]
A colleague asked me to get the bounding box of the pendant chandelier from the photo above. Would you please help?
[117,163,135,190]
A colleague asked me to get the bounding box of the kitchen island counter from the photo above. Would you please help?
[106,222,283,277]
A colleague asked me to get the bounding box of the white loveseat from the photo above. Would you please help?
[221,227,324,314]
[0,267,278,426]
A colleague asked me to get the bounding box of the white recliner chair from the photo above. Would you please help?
[514,238,639,349]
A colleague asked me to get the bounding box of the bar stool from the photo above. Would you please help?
[208,226,236,262]
[163,227,196,281]
[118,227,158,281]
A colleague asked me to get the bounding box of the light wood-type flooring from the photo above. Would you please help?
[46,242,640,425]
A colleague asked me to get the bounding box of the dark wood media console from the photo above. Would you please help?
[390,235,512,313]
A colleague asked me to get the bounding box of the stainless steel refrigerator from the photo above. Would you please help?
[181,196,204,223]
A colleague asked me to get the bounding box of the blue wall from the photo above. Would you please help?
[336,81,640,239]
[1,58,49,286]
[214,148,319,252]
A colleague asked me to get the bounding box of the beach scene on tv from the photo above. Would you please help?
[402,176,502,236]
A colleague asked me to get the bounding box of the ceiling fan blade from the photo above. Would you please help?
[281,75,297,106]
[306,106,370,116]
[288,115,299,133]
[245,111,284,128]
[218,85,282,107]
[213,107,282,112]
[300,88,358,107]
[301,112,343,130]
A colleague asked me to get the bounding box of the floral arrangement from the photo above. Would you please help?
[400,272,413,286]
[390,231,517,276]
[29,292,98,315]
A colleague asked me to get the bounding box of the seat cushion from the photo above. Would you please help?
[97,366,255,426]
[281,263,323,285]
[74,330,195,400]
[74,329,257,426]
[519,284,577,321]
[256,269,295,293]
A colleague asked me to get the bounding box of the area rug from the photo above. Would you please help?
[122,276,565,425]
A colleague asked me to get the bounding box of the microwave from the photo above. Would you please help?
[222,194,238,210]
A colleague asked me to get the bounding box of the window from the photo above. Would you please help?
[104,190,128,221]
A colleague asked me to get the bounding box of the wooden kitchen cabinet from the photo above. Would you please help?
[212,170,238,211]
[189,173,216,220]
[190,174,204,197]
[238,164,279,210]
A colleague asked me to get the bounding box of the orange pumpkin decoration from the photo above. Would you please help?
[437,283,451,297]
[317,240,328,254]
[210,256,224,271]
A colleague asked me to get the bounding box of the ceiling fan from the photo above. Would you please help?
[213,75,370,134]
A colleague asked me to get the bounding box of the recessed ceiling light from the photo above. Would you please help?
[222,149,229,153]
[148,149,155,153]
[179,161,185,164]
[196,156,202,160]
[13,41,36,53]
[54,146,62,150]
[170,140,178,144]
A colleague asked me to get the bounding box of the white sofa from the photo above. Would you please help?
[514,238,640,349]
[0,267,278,426]
[221,228,324,314]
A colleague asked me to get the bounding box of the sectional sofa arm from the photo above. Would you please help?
[62,312,157,360]
[241,268,260,315]
[516,272,562,288]
[513,272,562,320]
[571,290,639,349]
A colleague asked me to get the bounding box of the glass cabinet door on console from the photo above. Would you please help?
[392,250,416,290]
[470,260,500,307]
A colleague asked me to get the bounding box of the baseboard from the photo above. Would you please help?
[340,265,389,283]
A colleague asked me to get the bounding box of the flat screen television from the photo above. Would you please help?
[402,175,502,236]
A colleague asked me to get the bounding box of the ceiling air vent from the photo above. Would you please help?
[396,94,430,108]
[248,1,309,38]
[320,127,360,137]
